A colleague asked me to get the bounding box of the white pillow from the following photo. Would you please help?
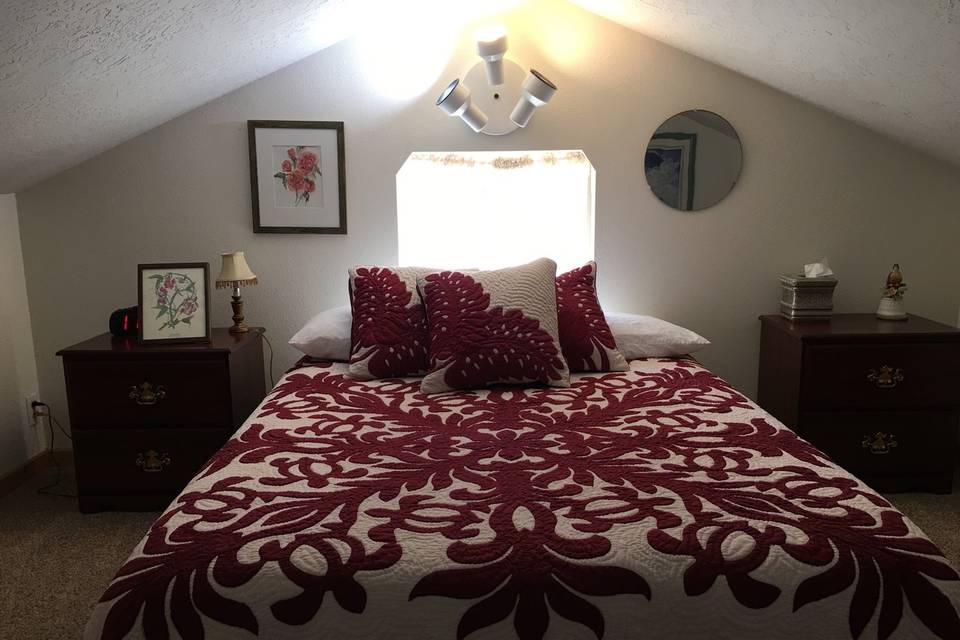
[605,312,709,358]
[289,305,352,360]
[289,307,708,362]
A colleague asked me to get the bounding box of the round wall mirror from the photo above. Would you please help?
[644,110,742,211]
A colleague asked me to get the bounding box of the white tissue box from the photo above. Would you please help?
[779,275,838,320]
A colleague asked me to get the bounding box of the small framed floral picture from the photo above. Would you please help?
[137,263,211,344]
[248,120,347,234]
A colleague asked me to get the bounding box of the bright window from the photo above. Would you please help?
[397,150,595,271]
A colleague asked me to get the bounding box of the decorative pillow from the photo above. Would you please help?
[288,305,351,360]
[556,262,628,372]
[605,312,710,358]
[418,258,570,393]
[348,266,437,379]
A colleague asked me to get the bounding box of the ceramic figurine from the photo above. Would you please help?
[876,263,907,320]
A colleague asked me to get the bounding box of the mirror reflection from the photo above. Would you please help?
[644,110,742,211]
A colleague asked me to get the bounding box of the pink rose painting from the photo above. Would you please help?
[251,121,344,233]
[150,272,200,330]
[273,146,322,206]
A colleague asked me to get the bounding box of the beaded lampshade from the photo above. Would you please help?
[216,251,258,288]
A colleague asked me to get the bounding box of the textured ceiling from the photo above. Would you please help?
[572,0,960,167]
[0,0,364,192]
[2,1,958,192]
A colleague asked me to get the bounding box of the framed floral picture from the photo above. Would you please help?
[248,120,347,234]
[137,262,211,344]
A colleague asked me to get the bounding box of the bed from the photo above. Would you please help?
[85,357,960,639]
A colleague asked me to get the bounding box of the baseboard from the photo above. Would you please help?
[0,449,74,499]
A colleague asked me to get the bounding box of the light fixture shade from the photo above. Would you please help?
[216,251,258,288]
[475,25,508,86]
[509,69,558,128]
[437,79,488,132]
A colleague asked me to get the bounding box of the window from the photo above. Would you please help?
[397,150,595,271]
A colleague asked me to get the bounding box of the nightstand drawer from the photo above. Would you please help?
[65,358,231,428]
[800,411,956,481]
[73,428,229,497]
[801,343,960,410]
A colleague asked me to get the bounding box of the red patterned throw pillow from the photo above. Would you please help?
[348,266,437,380]
[556,261,628,372]
[418,258,570,393]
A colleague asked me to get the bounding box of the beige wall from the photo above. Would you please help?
[16,0,960,443]
[0,194,43,473]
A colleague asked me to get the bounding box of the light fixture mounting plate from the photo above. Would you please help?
[464,59,525,136]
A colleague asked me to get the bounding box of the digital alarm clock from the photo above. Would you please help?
[109,306,140,337]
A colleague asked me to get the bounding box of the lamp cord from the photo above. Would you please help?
[259,331,276,387]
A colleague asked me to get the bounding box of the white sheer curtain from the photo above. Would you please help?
[396,150,595,271]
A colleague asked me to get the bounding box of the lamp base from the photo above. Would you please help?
[229,294,249,334]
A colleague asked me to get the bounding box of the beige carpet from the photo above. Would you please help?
[885,466,960,569]
[0,466,958,639]
[0,468,157,640]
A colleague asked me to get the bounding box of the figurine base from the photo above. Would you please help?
[876,298,907,321]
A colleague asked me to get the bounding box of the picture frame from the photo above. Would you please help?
[137,262,212,344]
[646,132,697,211]
[248,120,347,234]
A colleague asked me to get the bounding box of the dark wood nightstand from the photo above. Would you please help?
[758,314,960,493]
[57,328,266,512]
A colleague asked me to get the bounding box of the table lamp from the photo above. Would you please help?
[216,251,258,334]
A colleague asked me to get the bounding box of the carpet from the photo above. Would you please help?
[0,468,157,639]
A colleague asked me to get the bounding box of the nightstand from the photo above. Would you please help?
[57,328,266,512]
[758,314,960,493]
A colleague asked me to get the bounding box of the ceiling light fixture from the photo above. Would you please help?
[509,69,558,128]
[436,79,488,132]
[475,25,508,85]
[436,25,557,135]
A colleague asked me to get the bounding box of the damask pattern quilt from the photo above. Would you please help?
[85,358,960,639]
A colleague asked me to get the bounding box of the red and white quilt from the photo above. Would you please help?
[85,358,960,639]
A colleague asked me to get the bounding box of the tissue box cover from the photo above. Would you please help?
[779,275,838,319]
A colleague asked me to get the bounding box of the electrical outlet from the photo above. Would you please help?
[24,393,40,427]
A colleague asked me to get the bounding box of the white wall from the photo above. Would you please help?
[15,0,960,442]
[0,194,43,473]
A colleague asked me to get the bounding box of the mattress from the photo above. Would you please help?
[85,358,960,639]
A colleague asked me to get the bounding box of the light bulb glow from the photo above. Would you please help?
[475,24,507,44]
[352,0,462,101]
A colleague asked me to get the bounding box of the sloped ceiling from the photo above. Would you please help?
[572,0,960,168]
[0,0,364,193]
[2,0,958,193]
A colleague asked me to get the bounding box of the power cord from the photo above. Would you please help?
[259,331,276,387]
[32,401,76,498]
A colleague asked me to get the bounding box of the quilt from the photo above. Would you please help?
[85,358,960,639]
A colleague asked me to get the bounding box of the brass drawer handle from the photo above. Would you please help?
[129,382,166,405]
[136,450,171,472]
[867,366,903,389]
[862,432,898,455]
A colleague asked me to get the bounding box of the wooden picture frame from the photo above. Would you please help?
[248,120,347,234]
[137,262,212,344]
